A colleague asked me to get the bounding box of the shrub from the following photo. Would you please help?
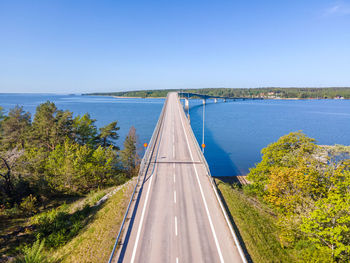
[31,203,92,248]
[20,194,38,215]
[15,239,51,263]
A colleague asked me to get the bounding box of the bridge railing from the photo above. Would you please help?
[108,96,168,263]
[177,93,248,263]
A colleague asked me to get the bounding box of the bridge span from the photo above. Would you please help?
[179,91,263,110]
[109,92,246,263]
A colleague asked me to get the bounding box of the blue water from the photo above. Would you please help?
[0,94,349,177]
[0,94,164,152]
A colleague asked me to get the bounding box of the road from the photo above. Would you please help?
[117,92,244,263]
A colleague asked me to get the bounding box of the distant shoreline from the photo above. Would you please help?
[107,95,348,100]
[112,96,166,99]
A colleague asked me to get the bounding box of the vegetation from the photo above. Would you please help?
[53,181,134,262]
[85,87,350,99]
[216,179,295,262]
[0,102,140,260]
[120,126,139,178]
[245,132,350,262]
[15,239,51,263]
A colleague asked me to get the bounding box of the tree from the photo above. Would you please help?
[301,167,350,261]
[0,148,25,206]
[31,101,73,151]
[99,121,120,149]
[1,106,31,149]
[73,113,98,146]
[45,140,119,192]
[120,126,139,177]
[247,131,317,196]
[0,106,5,123]
[90,145,118,186]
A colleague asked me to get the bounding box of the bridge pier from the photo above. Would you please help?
[214,98,217,103]
[184,98,189,111]
[223,98,226,102]
[202,99,206,105]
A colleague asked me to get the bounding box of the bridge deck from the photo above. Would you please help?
[116,92,244,263]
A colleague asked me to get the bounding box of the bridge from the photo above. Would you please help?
[179,92,263,110]
[109,92,247,263]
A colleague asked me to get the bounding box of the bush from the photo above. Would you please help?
[20,194,38,215]
[15,239,51,263]
[3,203,22,217]
[31,203,92,248]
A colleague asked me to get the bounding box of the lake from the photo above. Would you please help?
[0,94,349,177]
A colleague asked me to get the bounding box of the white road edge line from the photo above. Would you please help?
[210,179,248,263]
[177,99,225,263]
[130,170,155,263]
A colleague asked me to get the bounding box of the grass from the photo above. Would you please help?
[53,179,135,262]
[0,182,134,262]
[215,178,295,263]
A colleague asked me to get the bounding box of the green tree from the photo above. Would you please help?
[99,121,120,149]
[247,131,317,196]
[90,146,118,186]
[301,166,350,262]
[120,126,139,177]
[1,106,31,149]
[73,113,98,146]
[46,140,119,192]
[45,140,91,192]
[31,101,73,151]
[0,106,5,123]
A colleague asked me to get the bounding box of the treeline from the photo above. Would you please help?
[246,132,350,262]
[0,102,138,215]
[86,87,350,99]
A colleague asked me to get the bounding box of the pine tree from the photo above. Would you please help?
[1,106,31,150]
[73,113,98,146]
[121,126,139,177]
[31,101,73,151]
[99,121,120,149]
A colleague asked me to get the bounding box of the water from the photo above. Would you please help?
[0,94,349,177]
[0,94,164,152]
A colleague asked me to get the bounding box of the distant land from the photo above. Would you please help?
[85,87,350,99]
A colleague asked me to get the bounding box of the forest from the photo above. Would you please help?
[86,87,350,99]
[246,132,350,262]
[0,102,138,261]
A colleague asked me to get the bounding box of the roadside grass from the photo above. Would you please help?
[215,178,295,263]
[0,182,133,262]
[53,179,135,263]
[0,195,82,259]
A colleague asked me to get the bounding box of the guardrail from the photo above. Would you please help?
[177,94,248,263]
[108,96,169,263]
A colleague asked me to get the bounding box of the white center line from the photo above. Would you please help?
[174,190,177,203]
[176,257,179,263]
[173,173,176,183]
[175,216,178,236]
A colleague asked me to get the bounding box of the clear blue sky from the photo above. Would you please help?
[1,0,350,93]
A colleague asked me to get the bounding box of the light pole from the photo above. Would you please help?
[202,99,205,153]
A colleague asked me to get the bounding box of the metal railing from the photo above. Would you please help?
[108,96,169,263]
[177,94,248,263]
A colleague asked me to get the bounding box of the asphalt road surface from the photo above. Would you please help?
[118,92,244,263]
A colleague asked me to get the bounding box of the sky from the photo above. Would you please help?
[0,0,350,93]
